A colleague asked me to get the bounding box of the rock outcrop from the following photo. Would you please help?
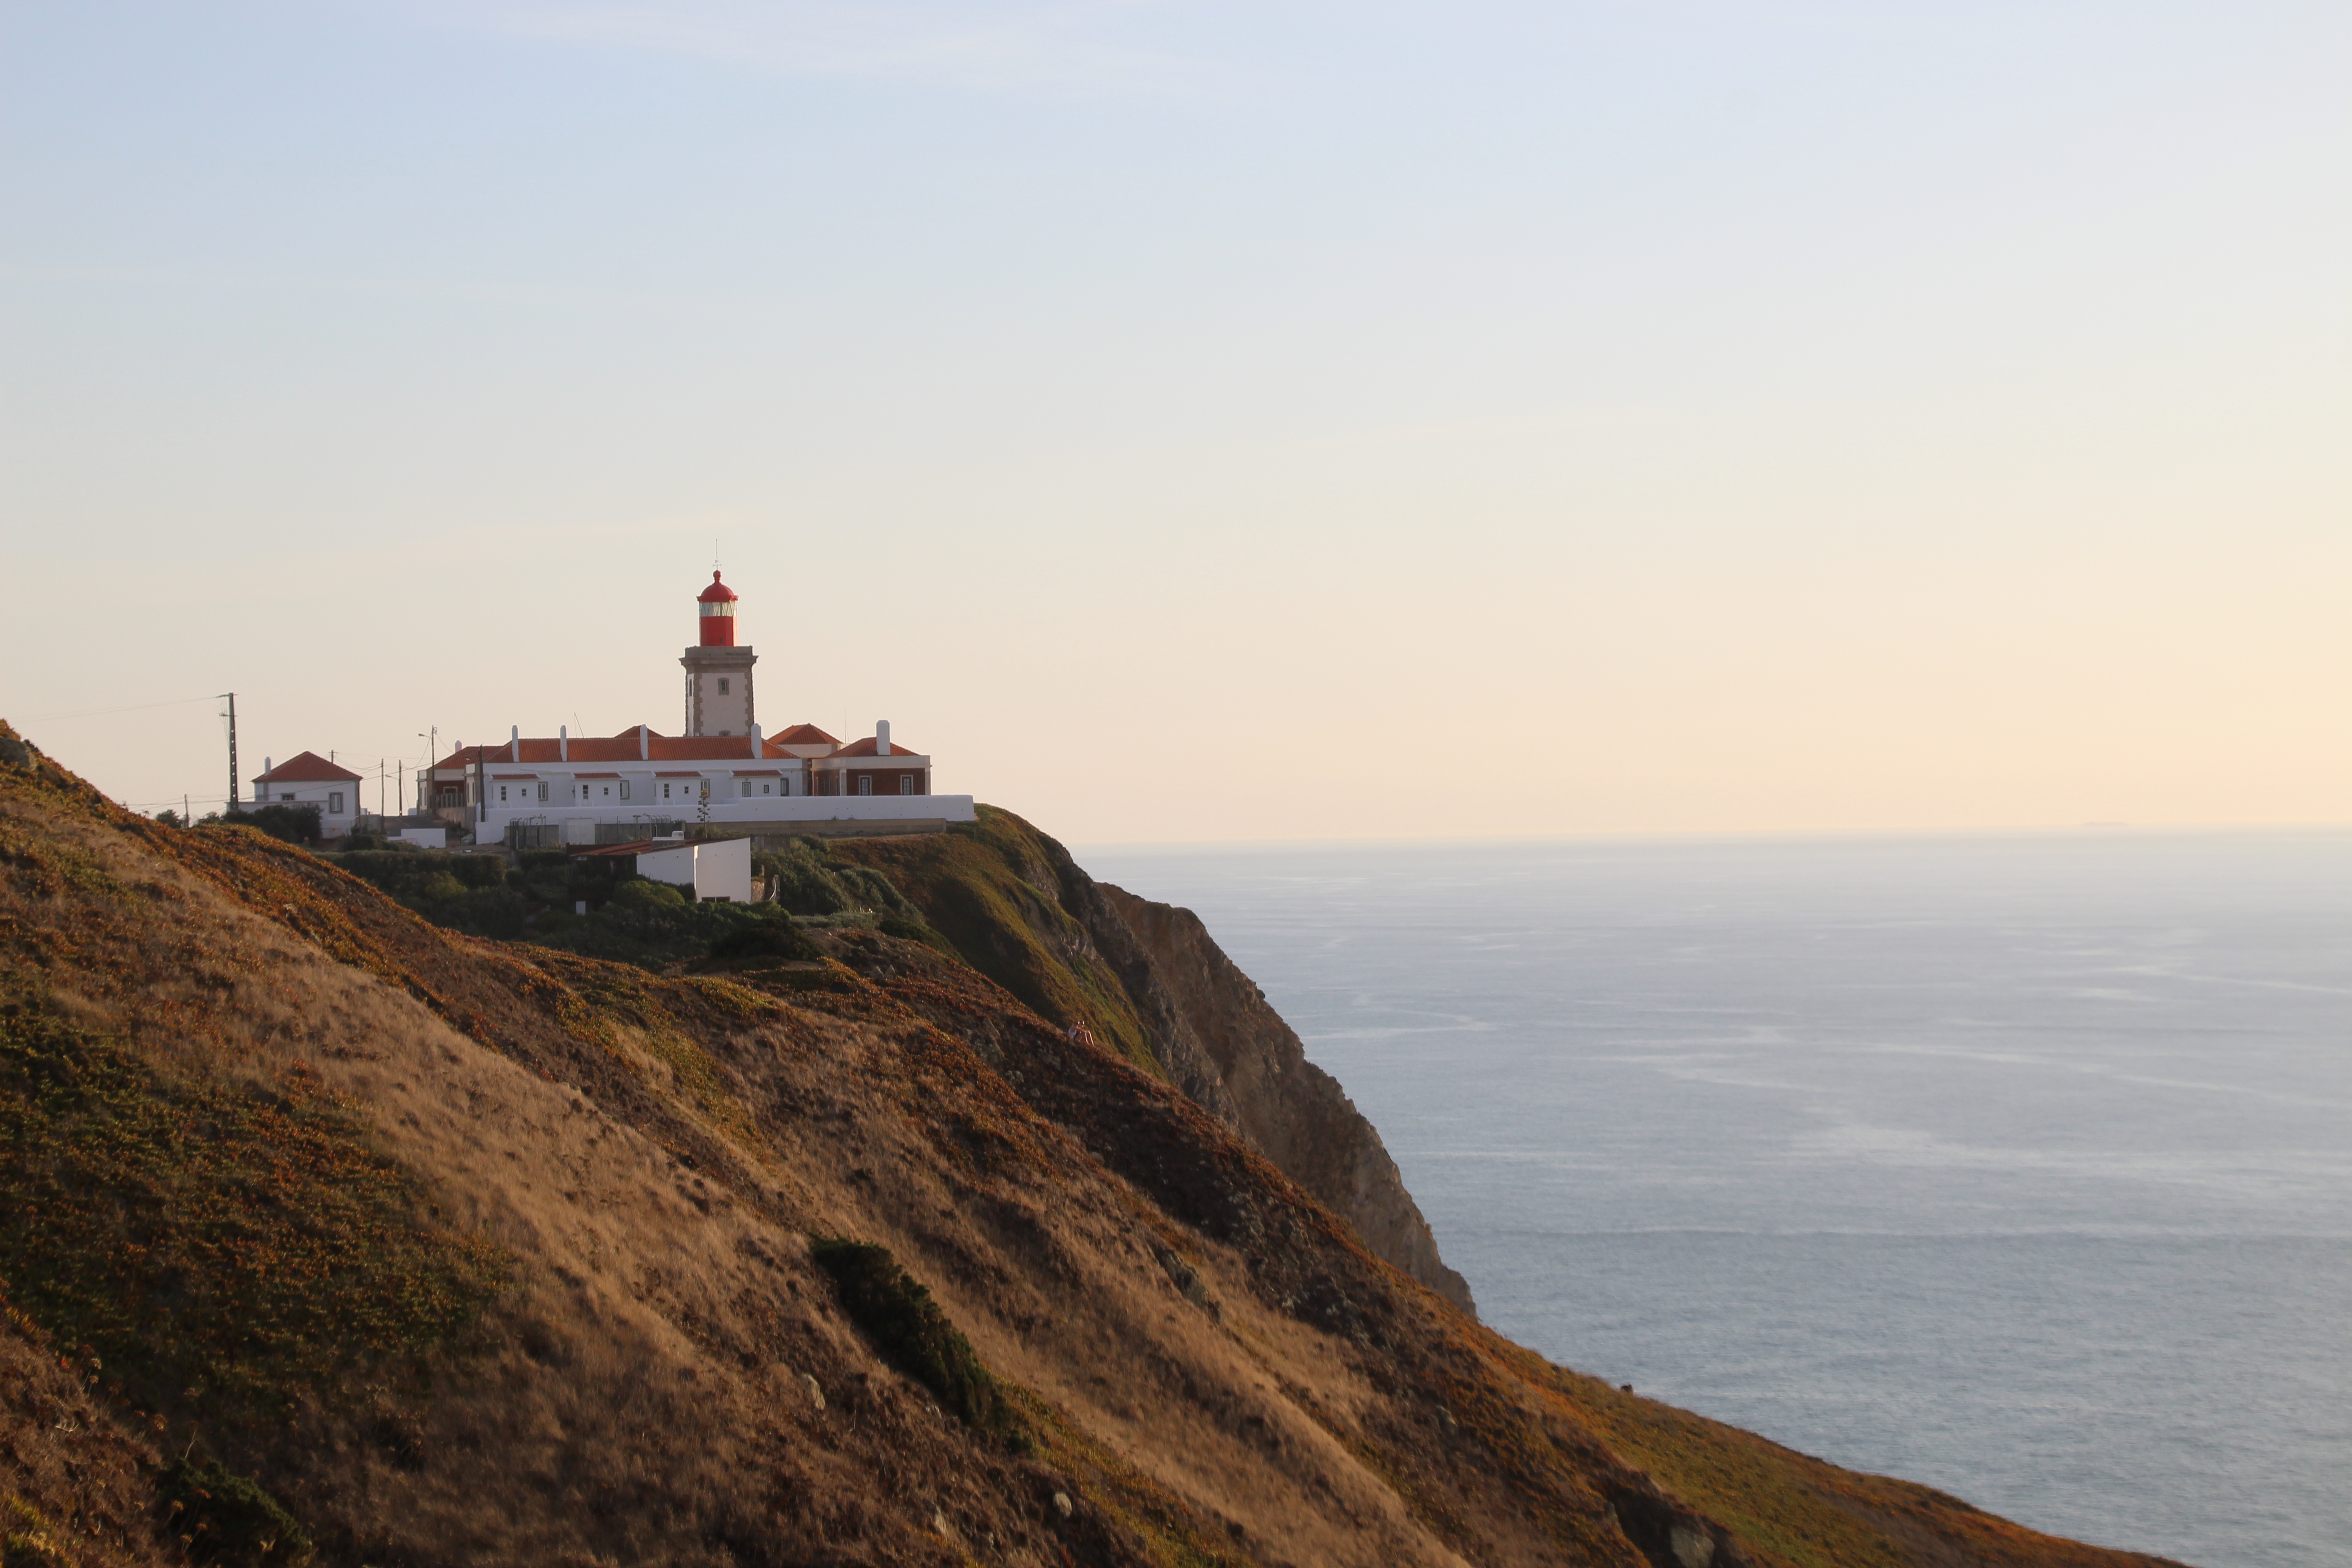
[1090,882,1476,1314]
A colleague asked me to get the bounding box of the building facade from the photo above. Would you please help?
[418,573,972,843]
[250,752,365,837]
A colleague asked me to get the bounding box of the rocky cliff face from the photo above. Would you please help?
[830,813,1473,1313]
[1091,883,1476,1314]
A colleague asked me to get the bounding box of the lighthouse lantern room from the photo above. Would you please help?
[697,570,739,647]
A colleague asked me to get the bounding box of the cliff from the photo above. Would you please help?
[0,723,2190,1568]
[827,810,1474,1313]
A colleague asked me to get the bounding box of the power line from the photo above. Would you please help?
[6,694,222,725]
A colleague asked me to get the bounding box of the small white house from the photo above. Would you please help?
[635,835,754,904]
[249,752,364,838]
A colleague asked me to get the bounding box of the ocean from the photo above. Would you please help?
[1080,829,2352,1568]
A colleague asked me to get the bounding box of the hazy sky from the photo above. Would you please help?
[3,0,2344,842]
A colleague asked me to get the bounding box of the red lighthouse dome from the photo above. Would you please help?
[696,570,739,647]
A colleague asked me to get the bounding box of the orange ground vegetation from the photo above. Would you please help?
[0,721,2191,1568]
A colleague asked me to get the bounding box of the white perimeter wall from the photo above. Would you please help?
[478,790,976,839]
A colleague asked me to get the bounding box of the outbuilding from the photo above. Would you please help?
[635,835,754,904]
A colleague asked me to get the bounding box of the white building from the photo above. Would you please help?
[249,752,364,838]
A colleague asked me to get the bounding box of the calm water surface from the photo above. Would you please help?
[1081,830,2352,1568]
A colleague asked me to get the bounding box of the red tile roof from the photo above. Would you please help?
[434,728,790,769]
[826,736,925,760]
[562,735,647,762]
[648,735,768,761]
[254,750,362,784]
[428,729,879,771]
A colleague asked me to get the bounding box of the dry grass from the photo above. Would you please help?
[1,1298,166,1568]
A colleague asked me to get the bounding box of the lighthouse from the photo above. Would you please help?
[680,570,757,736]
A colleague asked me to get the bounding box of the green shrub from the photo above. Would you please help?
[756,839,919,920]
[414,872,469,903]
[157,1455,312,1565]
[610,878,685,911]
[835,865,920,920]
[326,851,503,899]
[220,805,322,845]
[762,853,851,916]
[809,1239,1018,1443]
[706,918,823,964]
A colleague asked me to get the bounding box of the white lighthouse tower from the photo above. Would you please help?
[681,571,757,736]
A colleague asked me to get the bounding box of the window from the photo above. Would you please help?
[762,783,772,795]
[499,785,509,803]
[330,791,344,813]
[858,775,872,796]
[717,678,730,695]
[662,783,672,800]
[619,780,631,801]
[537,782,549,803]
[279,792,294,802]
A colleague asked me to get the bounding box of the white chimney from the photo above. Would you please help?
[510,725,520,762]
[263,756,272,778]
[876,720,892,757]
[638,723,649,761]
[559,725,568,762]
[749,721,762,760]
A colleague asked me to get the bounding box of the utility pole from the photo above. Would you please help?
[221,693,239,811]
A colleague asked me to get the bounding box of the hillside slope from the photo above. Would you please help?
[0,724,2188,1568]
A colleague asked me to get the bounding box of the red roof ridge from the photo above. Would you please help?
[828,735,925,759]
[254,750,362,784]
